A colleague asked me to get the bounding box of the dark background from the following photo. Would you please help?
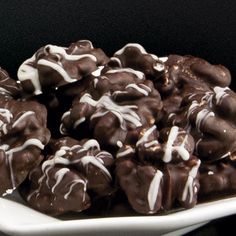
[0,0,236,88]
[0,1,236,235]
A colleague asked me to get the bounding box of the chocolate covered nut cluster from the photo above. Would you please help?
[0,68,50,196]
[21,137,114,215]
[166,88,236,162]
[116,125,200,214]
[18,40,109,95]
[60,67,162,150]
[0,40,236,217]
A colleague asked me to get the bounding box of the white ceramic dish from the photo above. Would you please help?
[0,192,236,236]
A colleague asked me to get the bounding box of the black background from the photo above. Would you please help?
[0,0,236,88]
[0,1,236,235]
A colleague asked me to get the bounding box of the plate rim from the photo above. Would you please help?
[0,195,236,235]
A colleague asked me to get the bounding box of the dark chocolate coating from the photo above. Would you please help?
[17,40,109,95]
[136,126,195,164]
[199,162,236,199]
[156,54,231,96]
[109,43,165,77]
[152,52,236,162]
[0,97,50,196]
[115,125,200,214]
[165,88,236,162]
[20,137,114,216]
[115,156,200,214]
[61,68,162,150]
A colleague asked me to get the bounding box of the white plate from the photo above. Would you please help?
[0,192,236,236]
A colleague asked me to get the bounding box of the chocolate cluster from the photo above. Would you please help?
[0,68,50,196]
[20,137,114,215]
[17,40,109,95]
[1,40,236,217]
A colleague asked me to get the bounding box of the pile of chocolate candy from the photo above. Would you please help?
[1,40,236,216]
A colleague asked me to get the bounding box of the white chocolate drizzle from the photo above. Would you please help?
[77,40,94,49]
[195,109,215,131]
[93,78,99,88]
[44,45,97,62]
[187,99,215,132]
[213,86,229,105]
[158,57,168,62]
[116,146,135,158]
[3,138,44,190]
[136,125,157,147]
[144,140,159,148]
[163,126,190,163]
[64,179,87,200]
[17,54,42,95]
[18,44,98,94]
[37,59,77,83]
[154,63,165,72]
[114,43,168,72]
[125,83,151,96]
[73,117,86,129]
[79,155,112,179]
[51,168,70,193]
[0,87,11,95]
[116,141,123,148]
[29,140,112,200]
[12,111,35,128]
[91,66,104,76]
[182,159,201,203]
[115,43,147,55]
[82,139,100,151]
[106,68,144,80]
[187,101,199,119]
[80,93,142,129]
[110,57,122,67]
[148,170,163,212]
[0,108,13,134]
[61,110,71,120]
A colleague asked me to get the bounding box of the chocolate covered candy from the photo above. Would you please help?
[1,39,235,217]
[165,87,236,162]
[20,137,114,216]
[0,96,50,195]
[17,40,109,95]
[115,125,200,214]
[135,125,195,164]
[61,68,162,150]
[116,154,200,214]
